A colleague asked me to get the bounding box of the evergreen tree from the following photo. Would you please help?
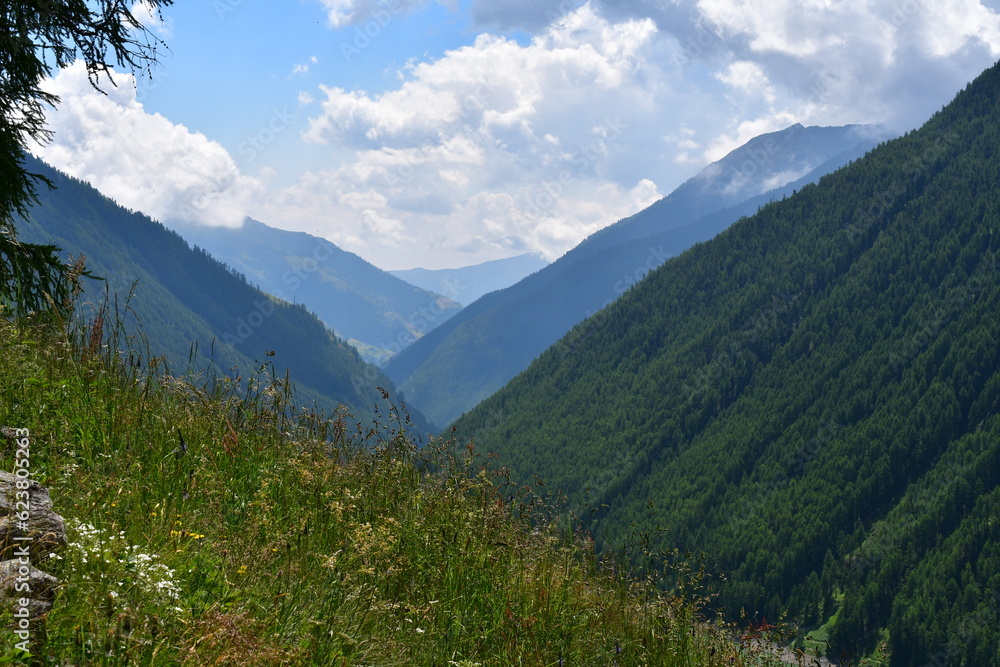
[0,0,171,315]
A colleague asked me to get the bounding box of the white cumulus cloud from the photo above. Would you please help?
[692,0,1000,132]
[32,61,261,229]
[265,3,668,267]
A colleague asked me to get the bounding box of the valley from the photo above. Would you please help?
[3,5,999,661]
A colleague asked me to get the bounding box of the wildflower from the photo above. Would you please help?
[66,519,184,610]
[169,529,205,539]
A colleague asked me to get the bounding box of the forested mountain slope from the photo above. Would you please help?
[178,218,462,365]
[17,155,426,432]
[386,124,879,429]
[452,63,1000,664]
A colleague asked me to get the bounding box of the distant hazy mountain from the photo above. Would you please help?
[385,124,885,428]
[576,123,888,256]
[176,218,462,365]
[390,253,549,306]
[17,155,430,433]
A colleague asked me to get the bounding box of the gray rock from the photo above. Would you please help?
[0,472,64,630]
[0,559,58,619]
[0,470,67,561]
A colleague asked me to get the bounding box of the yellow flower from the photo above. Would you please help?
[237,565,247,575]
[170,529,206,539]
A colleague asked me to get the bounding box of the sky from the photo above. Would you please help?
[30,0,1000,270]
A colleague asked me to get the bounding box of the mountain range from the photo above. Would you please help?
[452,62,1000,663]
[386,123,885,428]
[17,154,428,432]
[176,218,463,365]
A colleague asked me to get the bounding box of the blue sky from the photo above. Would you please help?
[140,2,473,164]
[32,0,1000,270]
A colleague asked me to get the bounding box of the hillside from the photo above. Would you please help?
[16,155,425,432]
[387,124,880,429]
[0,317,779,664]
[177,218,462,365]
[390,252,549,306]
[452,63,1000,663]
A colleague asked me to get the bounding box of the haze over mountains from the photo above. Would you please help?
[389,253,550,306]
[176,218,463,365]
[453,62,1000,664]
[385,123,886,428]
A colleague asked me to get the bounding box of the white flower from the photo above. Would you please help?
[64,519,184,608]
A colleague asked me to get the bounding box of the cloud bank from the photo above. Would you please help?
[33,61,261,229]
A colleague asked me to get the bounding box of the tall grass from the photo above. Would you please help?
[0,310,781,665]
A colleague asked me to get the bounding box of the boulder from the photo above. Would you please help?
[0,469,65,632]
[0,470,67,561]
[0,559,58,619]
